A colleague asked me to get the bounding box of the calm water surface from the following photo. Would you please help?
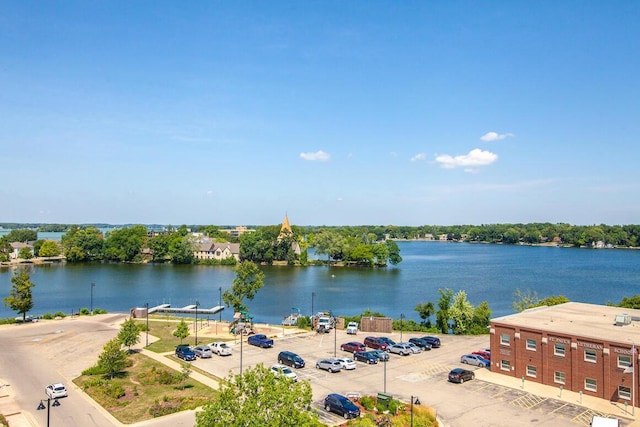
[1,242,639,324]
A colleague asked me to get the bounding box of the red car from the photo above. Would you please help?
[472,350,491,360]
[364,336,389,351]
[340,341,366,353]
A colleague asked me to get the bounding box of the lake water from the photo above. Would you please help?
[1,241,639,324]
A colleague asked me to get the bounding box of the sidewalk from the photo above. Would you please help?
[474,368,639,426]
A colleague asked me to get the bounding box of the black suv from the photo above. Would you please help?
[277,351,305,368]
[175,345,196,361]
[421,336,441,348]
[324,393,360,419]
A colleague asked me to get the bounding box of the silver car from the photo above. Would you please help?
[388,343,412,356]
[401,342,422,354]
[316,358,342,373]
[193,345,213,358]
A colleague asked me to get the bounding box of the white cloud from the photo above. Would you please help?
[300,150,331,161]
[480,131,514,142]
[410,153,427,162]
[435,148,498,169]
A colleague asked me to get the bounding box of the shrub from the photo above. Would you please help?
[105,383,126,399]
[42,313,54,319]
[82,365,107,376]
[54,311,66,318]
[359,395,376,411]
[79,307,90,315]
[388,398,401,415]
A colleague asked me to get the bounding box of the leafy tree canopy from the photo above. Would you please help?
[3,269,35,321]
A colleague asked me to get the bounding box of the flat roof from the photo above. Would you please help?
[491,302,640,346]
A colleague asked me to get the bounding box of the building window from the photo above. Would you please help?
[554,371,566,385]
[619,386,632,400]
[526,365,537,378]
[554,343,566,357]
[618,355,632,369]
[500,334,510,346]
[585,378,597,392]
[584,349,597,363]
[500,360,511,371]
[526,339,537,351]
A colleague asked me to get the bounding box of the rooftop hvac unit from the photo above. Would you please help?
[614,313,632,326]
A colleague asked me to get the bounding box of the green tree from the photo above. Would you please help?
[385,240,403,265]
[469,301,492,334]
[414,302,435,327]
[195,364,319,427]
[537,295,569,307]
[98,338,127,379]
[512,288,539,313]
[3,269,35,321]
[436,288,453,334]
[173,319,190,343]
[62,226,104,262]
[117,318,141,352]
[167,233,195,264]
[104,225,148,262]
[223,261,265,312]
[616,295,640,309]
[5,229,37,242]
[18,247,33,259]
[38,240,61,257]
[449,290,475,334]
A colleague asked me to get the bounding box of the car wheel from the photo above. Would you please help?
[343,412,349,419]
[278,359,283,364]
[325,404,331,412]
[471,373,475,380]
[460,378,464,384]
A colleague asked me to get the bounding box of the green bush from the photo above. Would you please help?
[79,307,91,315]
[42,313,54,319]
[359,395,376,411]
[92,308,107,315]
[54,311,66,318]
[388,398,401,415]
[82,365,107,376]
[0,318,17,325]
[105,383,126,399]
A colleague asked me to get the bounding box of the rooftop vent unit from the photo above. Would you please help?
[615,313,632,326]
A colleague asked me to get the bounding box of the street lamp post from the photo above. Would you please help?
[90,282,95,314]
[195,300,200,346]
[311,292,316,318]
[218,287,222,322]
[383,359,387,393]
[145,302,149,347]
[37,398,60,427]
[400,313,405,342]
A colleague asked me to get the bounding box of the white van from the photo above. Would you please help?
[317,316,332,331]
[590,416,619,427]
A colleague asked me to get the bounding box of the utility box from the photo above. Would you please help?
[590,416,620,427]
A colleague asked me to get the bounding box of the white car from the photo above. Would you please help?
[336,357,357,370]
[45,383,68,399]
[208,342,232,356]
[271,364,298,381]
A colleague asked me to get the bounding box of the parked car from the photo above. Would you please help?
[316,358,342,373]
[354,351,379,364]
[340,341,366,353]
[364,336,389,350]
[175,345,196,361]
[324,393,361,419]
[473,350,491,360]
[367,349,389,361]
[247,334,274,348]
[448,368,475,383]
[378,337,396,347]
[270,364,298,381]
[460,354,490,367]
[208,341,232,356]
[278,351,305,368]
[401,342,423,354]
[388,343,412,356]
[336,357,357,370]
[409,337,432,350]
[421,336,441,348]
[45,383,68,399]
[346,322,359,335]
[193,345,213,358]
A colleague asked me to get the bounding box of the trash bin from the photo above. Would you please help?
[377,392,392,409]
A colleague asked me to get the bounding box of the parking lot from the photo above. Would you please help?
[188,328,627,426]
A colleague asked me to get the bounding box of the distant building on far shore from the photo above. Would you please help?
[219,226,255,239]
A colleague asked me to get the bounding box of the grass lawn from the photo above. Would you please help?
[137,317,208,353]
[73,351,215,424]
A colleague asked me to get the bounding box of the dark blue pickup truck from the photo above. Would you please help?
[247,334,274,348]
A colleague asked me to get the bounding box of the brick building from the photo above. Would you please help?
[490,302,640,408]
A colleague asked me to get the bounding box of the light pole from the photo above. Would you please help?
[145,302,149,347]
[37,398,60,427]
[90,282,95,314]
[410,395,420,426]
[383,359,387,393]
[311,292,315,318]
[195,300,200,346]
[218,287,222,322]
[400,313,405,342]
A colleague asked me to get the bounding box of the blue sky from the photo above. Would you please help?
[1,1,639,226]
